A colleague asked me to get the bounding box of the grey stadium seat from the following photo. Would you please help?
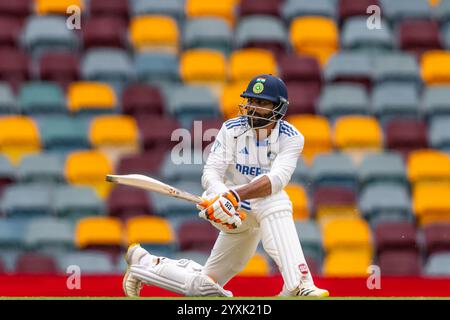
[281,0,336,22]
[311,153,358,190]
[0,219,25,249]
[134,52,179,85]
[295,220,324,263]
[318,84,369,119]
[131,0,185,22]
[429,117,450,150]
[341,16,393,51]
[160,150,204,183]
[18,81,66,114]
[422,86,450,119]
[373,53,421,85]
[20,16,78,57]
[372,83,420,124]
[183,18,232,55]
[23,217,74,251]
[53,185,104,220]
[358,152,407,187]
[424,252,450,276]
[0,183,53,218]
[291,157,311,186]
[443,22,450,50]
[0,82,17,114]
[57,251,116,274]
[324,52,373,83]
[234,16,288,50]
[16,153,65,183]
[0,155,15,184]
[380,0,432,24]
[435,0,450,25]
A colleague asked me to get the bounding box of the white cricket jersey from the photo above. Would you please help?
[201,116,305,208]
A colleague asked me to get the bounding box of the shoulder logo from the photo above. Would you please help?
[239,146,249,155]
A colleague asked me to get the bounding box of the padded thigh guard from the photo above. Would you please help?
[129,258,233,297]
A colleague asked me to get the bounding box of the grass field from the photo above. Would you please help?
[1,297,449,300]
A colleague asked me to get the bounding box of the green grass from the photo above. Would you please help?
[1,297,449,300]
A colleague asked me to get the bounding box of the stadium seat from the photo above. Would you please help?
[295,220,324,263]
[358,152,408,188]
[323,217,372,252]
[429,117,450,150]
[23,217,74,251]
[89,0,129,22]
[177,220,218,253]
[407,149,450,185]
[311,153,358,191]
[134,52,179,84]
[324,52,372,90]
[318,84,369,120]
[399,20,442,58]
[15,253,57,274]
[0,48,30,91]
[238,0,281,17]
[35,115,90,152]
[136,115,181,151]
[38,52,80,90]
[289,16,338,65]
[160,150,204,183]
[220,81,248,120]
[375,222,418,254]
[372,83,420,124]
[35,0,84,15]
[0,0,31,20]
[0,219,25,249]
[421,50,450,85]
[341,17,393,51]
[413,184,450,225]
[444,21,450,50]
[150,181,203,216]
[284,183,309,220]
[377,251,422,276]
[0,82,17,114]
[64,150,113,198]
[291,157,311,186]
[423,223,450,256]
[67,82,117,115]
[17,153,65,183]
[21,16,78,56]
[185,0,236,26]
[183,19,232,57]
[385,120,429,158]
[373,52,421,85]
[379,0,432,24]
[0,155,15,196]
[323,244,372,276]
[0,183,52,218]
[279,54,322,86]
[125,216,175,253]
[180,49,227,84]
[82,16,127,49]
[422,85,450,119]
[435,0,450,24]
[122,84,164,116]
[18,81,65,114]
[116,148,166,176]
[131,0,185,22]
[0,17,22,48]
[288,115,332,164]
[75,217,123,250]
[53,185,104,220]
[234,16,288,56]
[424,252,450,276]
[338,0,380,22]
[57,251,116,274]
[107,185,152,221]
[282,0,336,23]
[129,15,179,53]
[0,115,40,165]
[359,183,412,225]
[229,49,277,83]
[89,115,140,166]
[189,117,223,151]
[312,186,358,223]
[285,82,320,115]
[238,253,271,276]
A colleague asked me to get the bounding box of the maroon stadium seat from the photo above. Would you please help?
[39,52,80,90]
[378,250,422,276]
[279,54,322,86]
[122,84,164,116]
[107,185,153,221]
[399,20,442,58]
[423,223,450,256]
[338,0,380,23]
[89,0,129,22]
[0,257,4,273]
[243,41,286,59]
[0,0,31,21]
[0,48,29,92]
[117,147,167,176]
[375,222,418,254]
[190,118,223,151]
[136,115,182,150]
[312,186,356,216]
[15,253,58,274]
[385,119,428,159]
[177,220,219,253]
[286,82,321,114]
[238,0,282,17]
[82,17,127,49]
[0,18,22,48]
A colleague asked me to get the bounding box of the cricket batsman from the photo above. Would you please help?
[122,74,329,297]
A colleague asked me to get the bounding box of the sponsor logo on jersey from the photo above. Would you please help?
[235,163,269,176]
[239,146,249,155]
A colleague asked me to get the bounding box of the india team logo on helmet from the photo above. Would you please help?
[252,77,266,94]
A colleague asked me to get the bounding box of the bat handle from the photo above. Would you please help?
[197,197,247,221]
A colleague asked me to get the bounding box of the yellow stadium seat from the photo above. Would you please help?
[220,81,248,120]
[290,17,338,65]
[65,150,113,198]
[284,183,309,220]
[129,15,179,53]
[323,249,372,277]
[421,50,450,85]
[0,116,41,165]
[89,115,140,166]
[75,217,123,248]
[36,0,84,15]
[180,49,227,84]
[429,0,441,6]
[125,216,175,246]
[413,184,450,225]
[186,0,236,26]
[67,82,116,113]
[229,49,278,83]
[322,217,372,253]
[238,253,271,276]
[407,149,450,185]
[316,207,361,228]
[287,115,332,165]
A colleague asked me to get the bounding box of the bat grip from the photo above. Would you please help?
[197,197,247,221]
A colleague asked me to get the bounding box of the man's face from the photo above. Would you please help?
[240,97,277,129]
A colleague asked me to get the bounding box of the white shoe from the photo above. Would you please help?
[297,284,329,297]
[123,243,147,297]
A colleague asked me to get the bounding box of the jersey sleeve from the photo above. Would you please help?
[264,133,304,194]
